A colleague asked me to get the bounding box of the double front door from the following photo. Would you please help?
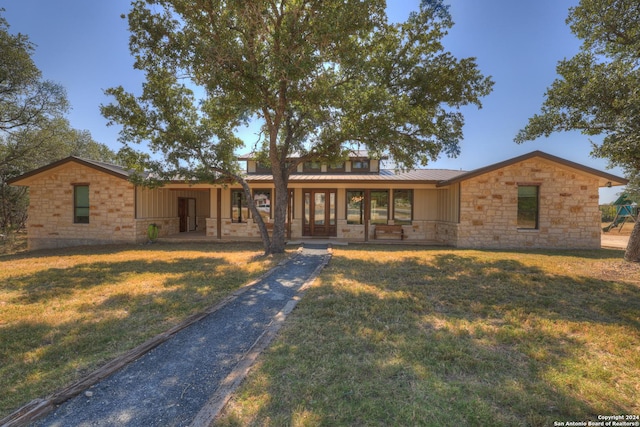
[303,190,336,237]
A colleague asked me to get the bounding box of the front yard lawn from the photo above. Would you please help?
[0,242,283,419]
[218,246,640,426]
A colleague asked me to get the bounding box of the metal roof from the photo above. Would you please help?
[246,169,466,183]
[8,151,627,189]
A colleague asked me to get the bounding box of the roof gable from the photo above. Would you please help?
[436,151,628,188]
[7,156,131,186]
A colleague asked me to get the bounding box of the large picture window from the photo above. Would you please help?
[517,185,539,229]
[231,189,248,223]
[231,189,273,223]
[346,190,365,225]
[393,189,413,225]
[74,184,90,224]
[253,189,272,222]
[370,190,388,225]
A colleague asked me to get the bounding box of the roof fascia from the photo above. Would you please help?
[7,156,130,185]
[436,151,628,187]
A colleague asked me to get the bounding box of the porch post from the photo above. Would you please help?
[216,188,222,239]
[364,189,370,242]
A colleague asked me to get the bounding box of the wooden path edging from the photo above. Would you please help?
[0,256,292,427]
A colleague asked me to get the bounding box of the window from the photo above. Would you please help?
[231,190,248,223]
[303,161,322,172]
[370,190,388,224]
[393,189,413,225]
[346,190,365,224]
[327,162,345,173]
[255,161,271,173]
[232,189,273,223]
[351,159,369,172]
[253,189,272,222]
[74,184,90,223]
[517,185,539,229]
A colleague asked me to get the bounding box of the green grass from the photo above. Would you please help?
[217,246,640,426]
[0,242,285,419]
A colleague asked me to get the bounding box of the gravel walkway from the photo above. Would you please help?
[27,244,330,427]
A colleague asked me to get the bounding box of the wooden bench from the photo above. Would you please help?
[374,224,405,240]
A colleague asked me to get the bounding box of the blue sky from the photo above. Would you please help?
[3,0,625,201]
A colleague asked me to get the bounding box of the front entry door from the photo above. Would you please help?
[178,198,196,232]
[303,190,336,237]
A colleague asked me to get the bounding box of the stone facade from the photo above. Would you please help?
[23,163,136,250]
[10,152,625,251]
[455,158,602,249]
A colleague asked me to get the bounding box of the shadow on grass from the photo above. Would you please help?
[219,247,640,426]
[0,242,273,418]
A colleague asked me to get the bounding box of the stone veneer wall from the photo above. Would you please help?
[456,158,601,249]
[135,218,180,242]
[435,221,459,245]
[24,163,136,250]
[338,220,365,240]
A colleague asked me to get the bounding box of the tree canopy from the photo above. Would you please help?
[103,0,494,254]
[515,0,640,261]
[0,10,116,235]
[515,0,640,172]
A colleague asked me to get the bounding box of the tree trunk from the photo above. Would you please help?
[267,154,289,254]
[239,179,271,255]
[624,218,640,262]
[269,180,288,254]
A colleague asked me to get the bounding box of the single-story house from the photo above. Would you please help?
[8,150,627,250]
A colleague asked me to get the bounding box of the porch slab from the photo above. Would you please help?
[157,232,445,247]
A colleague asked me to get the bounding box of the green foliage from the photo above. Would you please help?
[600,204,617,222]
[514,0,640,261]
[515,0,640,174]
[0,9,116,233]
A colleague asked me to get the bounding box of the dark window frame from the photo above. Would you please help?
[73,184,90,224]
[231,189,248,223]
[392,189,413,225]
[351,159,370,172]
[303,161,322,173]
[346,190,365,225]
[517,184,539,229]
[370,189,389,225]
[231,188,274,223]
[255,161,271,174]
[327,162,345,173]
[252,188,273,221]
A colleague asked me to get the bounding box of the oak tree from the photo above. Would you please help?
[515,0,640,261]
[103,0,493,254]
[0,10,116,234]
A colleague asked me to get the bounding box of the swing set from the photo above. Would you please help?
[602,194,638,232]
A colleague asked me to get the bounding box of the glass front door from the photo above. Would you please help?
[303,190,336,236]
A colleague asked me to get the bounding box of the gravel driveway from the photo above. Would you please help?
[26,245,330,427]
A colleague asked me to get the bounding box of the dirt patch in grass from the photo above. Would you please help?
[602,221,635,236]
[218,246,640,426]
[0,242,286,419]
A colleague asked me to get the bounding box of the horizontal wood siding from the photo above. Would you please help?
[136,188,210,219]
